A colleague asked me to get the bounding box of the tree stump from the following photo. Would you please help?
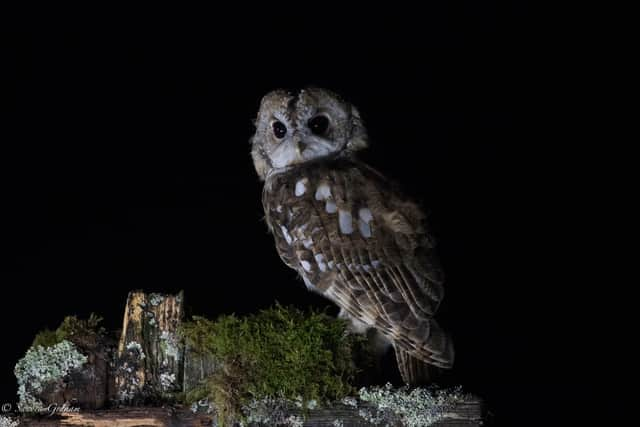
[115,290,184,403]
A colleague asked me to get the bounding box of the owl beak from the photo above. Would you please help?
[292,135,305,158]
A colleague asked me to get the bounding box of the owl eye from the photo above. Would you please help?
[308,115,329,135]
[272,121,287,139]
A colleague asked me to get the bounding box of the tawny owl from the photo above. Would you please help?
[250,88,454,384]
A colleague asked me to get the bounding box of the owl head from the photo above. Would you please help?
[250,88,368,180]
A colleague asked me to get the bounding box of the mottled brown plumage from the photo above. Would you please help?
[251,88,454,384]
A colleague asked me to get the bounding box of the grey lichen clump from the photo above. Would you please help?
[357,383,469,427]
[149,293,165,306]
[159,330,181,364]
[239,396,318,427]
[14,340,88,413]
[116,341,147,403]
[0,415,20,427]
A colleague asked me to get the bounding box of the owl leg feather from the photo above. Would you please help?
[339,308,393,385]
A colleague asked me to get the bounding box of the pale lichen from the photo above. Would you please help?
[160,372,176,391]
[0,415,20,427]
[146,311,156,326]
[125,341,146,359]
[357,382,469,427]
[341,396,358,407]
[149,293,164,306]
[241,397,306,427]
[116,341,147,403]
[159,330,180,360]
[190,398,215,415]
[285,414,304,427]
[14,340,88,413]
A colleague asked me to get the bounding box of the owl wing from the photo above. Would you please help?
[263,160,453,370]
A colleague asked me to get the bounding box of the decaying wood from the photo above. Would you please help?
[30,332,117,410]
[183,343,216,395]
[115,290,184,402]
[18,396,483,426]
[18,407,212,427]
[62,344,113,410]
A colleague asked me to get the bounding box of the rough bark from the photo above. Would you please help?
[34,336,116,410]
[115,290,184,403]
[62,343,113,409]
[182,343,216,396]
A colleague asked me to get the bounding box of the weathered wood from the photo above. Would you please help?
[115,290,184,403]
[182,343,216,395]
[61,344,113,410]
[18,397,483,426]
[18,407,212,427]
[291,398,484,426]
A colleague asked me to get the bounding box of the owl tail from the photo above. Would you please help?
[393,322,454,385]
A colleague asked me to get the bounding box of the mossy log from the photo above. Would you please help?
[17,397,483,426]
[115,290,184,402]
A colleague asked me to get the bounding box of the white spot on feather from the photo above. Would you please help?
[359,221,372,238]
[359,208,373,222]
[315,183,332,200]
[371,260,382,269]
[325,200,337,213]
[339,210,353,234]
[295,178,308,197]
[358,207,373,238]
[280,226,292,244]
[314,254,327,272]
[300,260,312,272]
[302,237,313,248]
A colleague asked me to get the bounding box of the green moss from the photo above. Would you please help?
[31,313,105,349]
[180,304,371,426]
[31,328,60,349]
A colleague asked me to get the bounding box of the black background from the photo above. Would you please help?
[1,4,600,425]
